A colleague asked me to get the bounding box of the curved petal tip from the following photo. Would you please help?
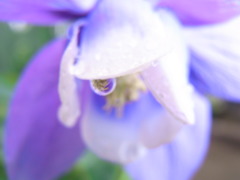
[71,0,170,80]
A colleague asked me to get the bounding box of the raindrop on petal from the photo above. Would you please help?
[90,78,116,96]
[119,142,147,163]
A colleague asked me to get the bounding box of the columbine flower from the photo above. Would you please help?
[1,0,240,180]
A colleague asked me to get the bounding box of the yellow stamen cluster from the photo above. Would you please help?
[104,74,147,115]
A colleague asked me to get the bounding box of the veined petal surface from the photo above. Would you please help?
[126,92,211,180]
[4,39,85,180]
[141,10,194,124]
[71,0,169,80]
[158,0,240,25]
[186,15,240,102]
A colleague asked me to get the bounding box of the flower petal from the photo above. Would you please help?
[141,10,195,124]
[82,87,184,163]
[4,39,85,180]
[185,16,240,102]
[125,92,211,180]
[0,0,97,25]
[158,0,240,25]
[71,0,169,80]
[58,21,84,127]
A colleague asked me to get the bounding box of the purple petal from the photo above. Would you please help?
[4,39,85,180]
[185,16,240,102]
[125,92,211,180]
[82,87,183,163]
[0,0,97,25]
[158,0,240,25]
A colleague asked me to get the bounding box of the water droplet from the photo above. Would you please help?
[90,78,116,96]
[151,60,159,67]
[119,142,146,162]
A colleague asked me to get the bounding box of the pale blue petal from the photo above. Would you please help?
[82,88,183,163]
[157,0,240,25]
[125,92,211,180]
[185,16,240,102]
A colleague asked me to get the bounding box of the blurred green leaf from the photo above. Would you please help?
[61,152,130,180]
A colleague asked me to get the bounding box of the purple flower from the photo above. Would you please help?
[1,0,240,180]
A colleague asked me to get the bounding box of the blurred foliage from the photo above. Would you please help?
[0,23,130,180]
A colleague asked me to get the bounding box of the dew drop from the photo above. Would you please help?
[119,142,146,162]
[151,60,159,67]
[90,78,116,96]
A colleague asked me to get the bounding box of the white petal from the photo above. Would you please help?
[126,92,211,180]
[71,0,170,79]
[58,21,84,127]
[141,10,195,124]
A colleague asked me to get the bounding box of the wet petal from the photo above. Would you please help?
[126,92,211,180]
[158,0,240,25]
[4,39,85,180]
[0,0,97,25]
[82,86,184,163]
[71,0,169,80]
[58,21,84,127]
[186,16,240,102]
[141,10,194,124]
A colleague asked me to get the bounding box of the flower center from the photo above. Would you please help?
[104,74,147,115]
